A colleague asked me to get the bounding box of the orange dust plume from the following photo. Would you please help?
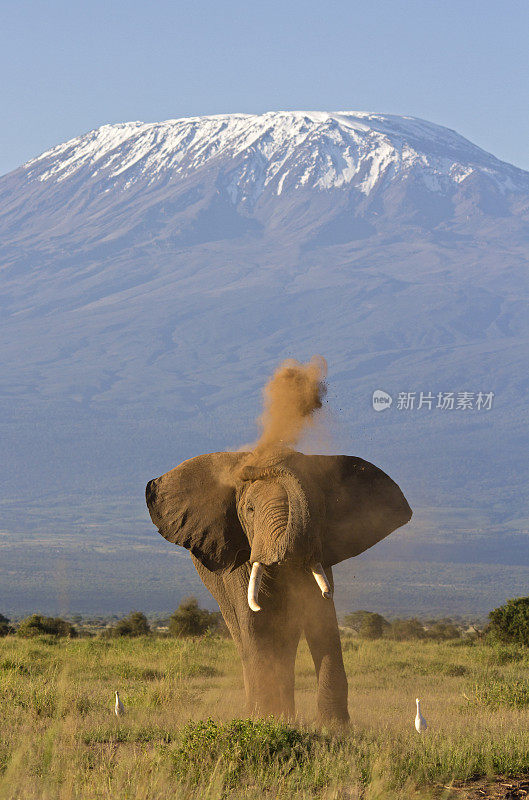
[254,356,327,455]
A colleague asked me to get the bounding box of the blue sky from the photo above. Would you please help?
[2,0,528,176]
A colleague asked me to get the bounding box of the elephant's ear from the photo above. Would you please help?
[146,452,251,573]
[294,454,412,567]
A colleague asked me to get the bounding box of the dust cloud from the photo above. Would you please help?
[253,355,327,456]
[221,356,329,485]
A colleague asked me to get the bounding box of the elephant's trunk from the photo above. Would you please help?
[248,562,264,612]
[239,463,328,611]
[311,562,333,599]
[239,464,320,566]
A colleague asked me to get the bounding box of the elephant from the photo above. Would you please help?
[146,447,412,723]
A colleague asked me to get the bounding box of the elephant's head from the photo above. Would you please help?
[146,449,412,611]
[234,459,329,610]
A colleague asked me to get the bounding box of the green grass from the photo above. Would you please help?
[0,634,529,798]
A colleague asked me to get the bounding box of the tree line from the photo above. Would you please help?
[342,611,463,641]
[0,598,222,639]
[343,598,529,644]
[1,597,529,645]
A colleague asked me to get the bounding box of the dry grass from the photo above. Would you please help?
[0,634,528,798]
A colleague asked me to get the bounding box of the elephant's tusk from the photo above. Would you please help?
[311,563,333,599]
[248,562,264,612]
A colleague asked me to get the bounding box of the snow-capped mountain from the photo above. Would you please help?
[1,111,528,616]
[23,111,529,196]
[3,111,529,259]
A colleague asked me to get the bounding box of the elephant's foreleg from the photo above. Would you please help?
[302,569,349,724]
[241,632,299,719]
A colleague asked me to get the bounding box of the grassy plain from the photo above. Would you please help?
[0,634,529,799]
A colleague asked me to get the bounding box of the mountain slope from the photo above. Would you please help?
[19,111,529,195]
[3,111,529,255]
[0,111,528,616]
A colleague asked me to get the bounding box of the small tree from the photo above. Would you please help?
[426,622,461,641]
[360,615,386,640]
[17,614,77,638]
[488,597,529,646]
[343,610,389,639]
[387,618,426,641]
[112,611,151,637]
[169,597,220,637]
[0,614,11,637]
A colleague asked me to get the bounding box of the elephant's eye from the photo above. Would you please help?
[246,502,254,514]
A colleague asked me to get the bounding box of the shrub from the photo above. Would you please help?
[387,618,426,640]
[0,614,12,637]
[486,645,524,665]
[343,610,389,639]
[16,614,77,638]
[169,597,221,637]
[467,678,529,708]
[488,597,529,646]
[111,611,150,637]
[425,622,461,641]
[172,718,326,787]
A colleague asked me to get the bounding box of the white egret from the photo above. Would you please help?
[115,691,125,716]
[415,698,427,733]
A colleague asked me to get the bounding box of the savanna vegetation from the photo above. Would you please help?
[0,599,528,799]
[488,597,529,647]
[15,614,78,639]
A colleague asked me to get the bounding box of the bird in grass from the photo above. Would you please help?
[115,691,125,717]
[415,698,427,733]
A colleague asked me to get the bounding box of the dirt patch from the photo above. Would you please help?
[438,777,529,799]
